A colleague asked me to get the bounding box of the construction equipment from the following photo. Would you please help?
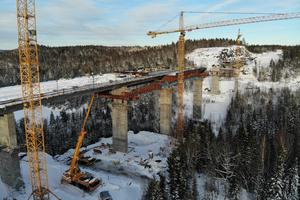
[16,1,59,199]
[62,94,101,191]
[77,155,98,166]
[235,29,242,92]
[147,11,300,141]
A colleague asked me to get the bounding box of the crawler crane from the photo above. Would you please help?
[62,94,101,191]
[148,11,300,141]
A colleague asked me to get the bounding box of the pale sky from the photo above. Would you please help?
[1,0,299,50]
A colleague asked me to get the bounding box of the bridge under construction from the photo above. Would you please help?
[0,68,211,153]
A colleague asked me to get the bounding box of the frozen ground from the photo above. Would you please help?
[1,46,300,199]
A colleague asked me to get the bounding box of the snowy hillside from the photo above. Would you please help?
[185,46,299,133]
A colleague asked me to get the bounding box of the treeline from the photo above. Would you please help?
[246,44,300,59]
[145,87,300,199]
[0,38,238,86]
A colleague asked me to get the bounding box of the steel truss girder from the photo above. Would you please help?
[98,70,207,101]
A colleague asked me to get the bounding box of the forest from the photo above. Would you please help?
[144,87,300,200]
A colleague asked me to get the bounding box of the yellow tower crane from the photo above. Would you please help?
[235,29,242,92]
[147,11,300,141]
[16,0,59,199]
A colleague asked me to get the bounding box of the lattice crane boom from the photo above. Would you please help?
[16,1,59,199]
[147,12,300,37]
[148,11,300,141]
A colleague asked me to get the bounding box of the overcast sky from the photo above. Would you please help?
[1,0,299,50]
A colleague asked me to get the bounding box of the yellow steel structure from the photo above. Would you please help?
[16,1,59,199]
[235,29,242,92]
[147,11,300,141]
[176,12,185,141]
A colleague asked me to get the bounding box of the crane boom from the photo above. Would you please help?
[69,93,95,175]
[148,11,300,141]
[62,94,101,192]
[147,12,300,36]
[186,12,300,31]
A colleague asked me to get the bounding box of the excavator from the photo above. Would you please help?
[62,94,101,191]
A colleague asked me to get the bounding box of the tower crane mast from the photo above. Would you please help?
[16,0,59,199]
[148,11,300,140]
[235,29,242,92]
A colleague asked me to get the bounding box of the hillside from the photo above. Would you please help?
[0,38,239,86]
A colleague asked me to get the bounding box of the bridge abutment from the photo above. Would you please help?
[160,86,173,135]
[108,87,130,153]
[193,78,203,120]
[0,113,17,148]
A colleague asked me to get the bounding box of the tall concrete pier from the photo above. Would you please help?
[193,78,203,120]
[160,86,173,135]
[209,65,221,95]
[108,87,130,153]
[0,113,17,148]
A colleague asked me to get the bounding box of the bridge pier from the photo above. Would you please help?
[209,65,221,95]
[0,113,17,148]
[108,87,130,153]
[160,86,173,135]
[193,78,203,120]
[0,148,25,198]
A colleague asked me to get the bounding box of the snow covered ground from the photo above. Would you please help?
[1,46,300,199]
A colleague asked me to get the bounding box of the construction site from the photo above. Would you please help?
[0,1,299,199]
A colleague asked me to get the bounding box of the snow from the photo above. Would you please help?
[1,45,300,199]
[1,131,171,200]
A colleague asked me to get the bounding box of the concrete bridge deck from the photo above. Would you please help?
[0,69,206,115]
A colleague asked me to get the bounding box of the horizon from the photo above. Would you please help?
[1,0,300,50]
[0,39,299,52]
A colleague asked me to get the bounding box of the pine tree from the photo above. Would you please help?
[285,157,299,199]
[228,155,241,200]
[157,171,169,200]
[268,144,286,200]
[167,148,182,200]
[183,178,192,200]
[49,111,55,127]
[192,176,199,200]
[144,175,161,200]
